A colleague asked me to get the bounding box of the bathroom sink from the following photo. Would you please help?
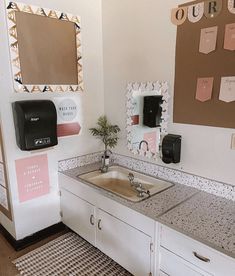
[78,166,174,202]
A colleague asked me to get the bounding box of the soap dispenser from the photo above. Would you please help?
[162,134,181,164]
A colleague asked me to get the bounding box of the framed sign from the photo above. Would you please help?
[0,123,12,220]
[6,1,83,93]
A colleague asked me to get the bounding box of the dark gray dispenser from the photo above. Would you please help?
[162,134,181,164]
[12,100,58,151]
[143,96,163,128]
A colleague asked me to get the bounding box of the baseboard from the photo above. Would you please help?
[0,222,66,251]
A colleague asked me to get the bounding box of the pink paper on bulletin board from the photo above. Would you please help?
[15,154,50,202]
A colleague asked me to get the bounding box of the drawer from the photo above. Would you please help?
[160,225,235,276]
[160,247,211,276]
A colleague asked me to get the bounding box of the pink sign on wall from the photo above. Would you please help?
[144,132,157,154]
[15,154,50,203]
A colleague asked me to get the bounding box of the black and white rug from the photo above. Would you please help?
[13,232,132,276]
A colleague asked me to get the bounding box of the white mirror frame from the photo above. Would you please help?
[126,81,169,159]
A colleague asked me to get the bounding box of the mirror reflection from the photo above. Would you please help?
[126,81,169,159]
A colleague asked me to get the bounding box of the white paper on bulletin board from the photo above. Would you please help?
[0,185,9,210]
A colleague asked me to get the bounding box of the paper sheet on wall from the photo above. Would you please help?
[224,23,235,51]
[196,77,214,102]
[53,97,82,137]
[15,154,50,203]
[0,163,6,188]
[219,77,235,102]
[199,26,218,54]
[143,132,157,154]
[0,185,8,210]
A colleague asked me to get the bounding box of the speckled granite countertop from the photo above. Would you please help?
[61,163,199,219]
[159,191,235,259]
[61,163,235,259]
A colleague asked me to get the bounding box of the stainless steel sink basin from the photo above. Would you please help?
[79,166,174,202]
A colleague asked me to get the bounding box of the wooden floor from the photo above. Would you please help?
[0,229,67,276]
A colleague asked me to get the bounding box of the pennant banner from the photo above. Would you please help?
[171,0,230,25]
[171,7,188,25]
[188,2,204,23]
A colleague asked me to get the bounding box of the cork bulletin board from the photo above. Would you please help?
[0,123,12,220]
[6,1,83,93]
[173,0,235,129]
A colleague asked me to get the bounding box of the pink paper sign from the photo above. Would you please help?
[144,132,157,154]
[196,77,214,102]
[15,154,50,202]
[199,26,218,54]
[57,122,81,137]
[224,23,235,51]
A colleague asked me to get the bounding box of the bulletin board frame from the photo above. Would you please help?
[0,123,12,220]
[6,1,84,93]
[173,0,235,129]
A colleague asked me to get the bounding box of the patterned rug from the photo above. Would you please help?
[13,232,132,276]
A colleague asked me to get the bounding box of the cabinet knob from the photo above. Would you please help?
[98,219,102,230]
[193,251,210,263]
[90,214,95,226]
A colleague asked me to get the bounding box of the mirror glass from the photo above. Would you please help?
[126,81,169,159]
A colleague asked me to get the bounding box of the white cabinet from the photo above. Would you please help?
[60,186,153,276]
[160,247,211,276]
[96,208,152,276]
[60,189,95,246]
[159,225,235,276]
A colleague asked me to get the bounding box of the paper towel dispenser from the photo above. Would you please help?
[162,134,181,164]
[143,96,163,128]
[12,100,58,151]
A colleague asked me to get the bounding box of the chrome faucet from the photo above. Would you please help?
[139,140,149,151]
[128,173,151,198]
[100,149,112,173]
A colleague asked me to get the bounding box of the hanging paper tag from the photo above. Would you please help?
[204,0,222,18]
[196,77,214,102]
[219,77,235,102]
[228,0,235,14]
[188,2,204,23]
[171,7,188,26]
[199,26,218,54]
[224,23,235,50]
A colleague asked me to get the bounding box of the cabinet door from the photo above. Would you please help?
[60,189,96,246]
[160,247,212,276]
[96,208,152,276]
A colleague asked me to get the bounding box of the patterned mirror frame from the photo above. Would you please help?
[126,81,170,160]
[6,1,83,93]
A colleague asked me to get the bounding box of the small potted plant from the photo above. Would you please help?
[90,116,120,168]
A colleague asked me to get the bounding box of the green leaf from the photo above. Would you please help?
[89,115,120,151]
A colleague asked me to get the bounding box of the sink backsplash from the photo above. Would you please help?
[59,152,235,201]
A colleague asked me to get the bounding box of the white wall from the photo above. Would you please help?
[102,0,235,186]
[0,0,104,239]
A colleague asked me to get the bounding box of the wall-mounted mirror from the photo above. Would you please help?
[126,81,169,159]
[7,1,83,93]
